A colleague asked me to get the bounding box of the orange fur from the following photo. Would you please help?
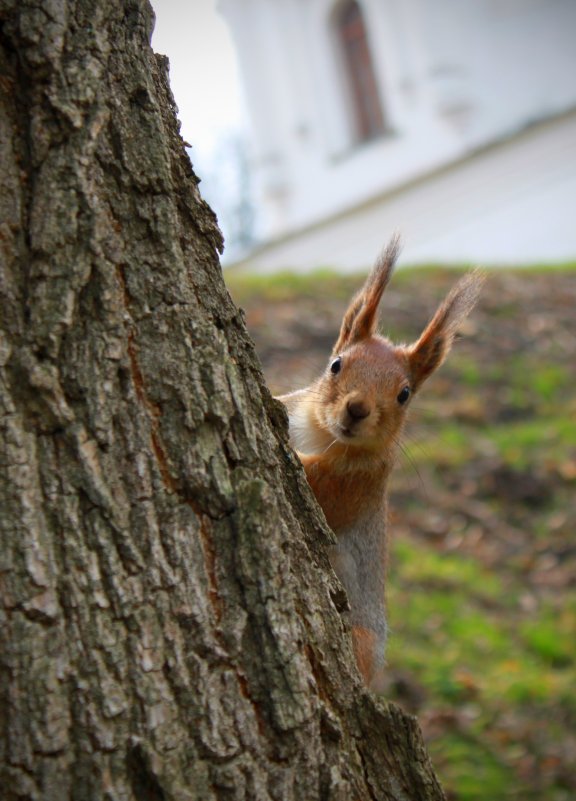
[300,451,388,531]
[352,626,378,685]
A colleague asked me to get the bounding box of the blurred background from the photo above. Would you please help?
[152,2,576,799]
[153,0,576,271]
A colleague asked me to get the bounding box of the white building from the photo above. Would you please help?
[219,0,576,271]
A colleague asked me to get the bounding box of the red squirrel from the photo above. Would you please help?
[278,236,484,689]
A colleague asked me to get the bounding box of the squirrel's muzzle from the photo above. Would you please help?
[346,399,371,422]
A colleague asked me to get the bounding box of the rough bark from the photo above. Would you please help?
[0,1,445,799]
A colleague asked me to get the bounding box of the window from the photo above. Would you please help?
[335,0,386,143]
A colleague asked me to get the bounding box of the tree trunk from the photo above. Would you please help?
[0,1,445,799]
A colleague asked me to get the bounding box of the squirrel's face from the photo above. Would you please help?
[279,236,483,462]
[315,337,412,453]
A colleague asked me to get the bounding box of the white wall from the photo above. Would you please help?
[220,0,576,263]
[230,112,576,271]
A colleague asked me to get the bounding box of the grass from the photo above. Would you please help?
[225,261,576,303]
[428,731,516,801]
[520,605,576,669]
[490,418,576,468]
[408,415,576,471]
[225,267,359,304]
[387,536,576,799]
[388,541,575,694]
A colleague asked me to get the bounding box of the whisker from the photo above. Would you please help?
[401,430,433,462]
[375,423,429,498]
[321,438,339,455]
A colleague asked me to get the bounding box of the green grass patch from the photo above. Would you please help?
[530,364,572,404]
[388,536,576,798]
[225,267,359,304]
[455,358,483,387]
[428,731,516,801]
[226,261,576,305]
[504,360,572,408]
[489,417,576,468]
[409,415,576,470]
[521,605,576,667]
[504,261,576,273]
[394,539,503,601]
[405,424,474,467]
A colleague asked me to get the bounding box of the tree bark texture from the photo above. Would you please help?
[0,1,445,799]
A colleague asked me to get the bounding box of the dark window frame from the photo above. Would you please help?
[335,0,386,143]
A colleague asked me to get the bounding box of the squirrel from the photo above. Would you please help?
[278,235,484,690]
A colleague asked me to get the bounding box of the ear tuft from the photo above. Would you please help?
[333,234,401,354]
[409,268,485,390]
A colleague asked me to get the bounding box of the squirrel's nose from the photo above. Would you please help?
[347,399,371,421]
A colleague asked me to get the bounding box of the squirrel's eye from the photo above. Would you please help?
[397,386,411,405]
[330,357,342,375]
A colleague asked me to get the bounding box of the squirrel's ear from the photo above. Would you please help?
[408,269,485,391]
[333,235,400,353]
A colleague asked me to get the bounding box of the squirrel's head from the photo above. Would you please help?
[310,235,484,457]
